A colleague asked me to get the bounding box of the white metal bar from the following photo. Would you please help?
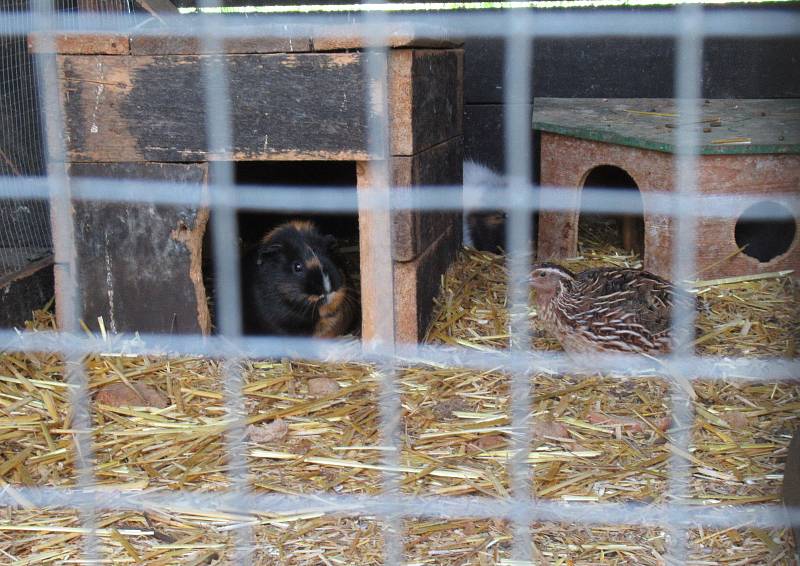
[1,487,799,530]
[2,328,798,382]
[361,4,403,563]
[503,12,535,562]
[0,4,795,560]
[197,2,253,561]
[2,9,799,39]
[30,2,99,561]
[667,5,704,564]
[6,176,799,219]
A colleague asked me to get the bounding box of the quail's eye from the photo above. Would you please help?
[292,261,304,273]
[539,272,546,278]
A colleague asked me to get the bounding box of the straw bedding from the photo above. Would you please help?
[0,231,798,564]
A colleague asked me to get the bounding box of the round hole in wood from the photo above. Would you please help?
[735,201,796,263]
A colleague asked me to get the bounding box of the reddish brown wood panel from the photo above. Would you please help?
[67,162,210,335]
[359,153,463,341]
[311,26,462,52]
[389,49,463,157]
[356,161,396,343]
[392,136,463,261]
[58,52,371,163]
[538,132,676,277]
[538,132,800,278]
[694,153,800,278]
[29,33,129,55]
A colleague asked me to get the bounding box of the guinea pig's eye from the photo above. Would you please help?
[292,261,304,273]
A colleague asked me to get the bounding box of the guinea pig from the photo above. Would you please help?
[241,221,355,337]
[463,160,508,253]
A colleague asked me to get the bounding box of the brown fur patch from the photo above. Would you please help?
[260,220,317,243]
[318,288,346,318]
[289,220,314,233]
[305,256,321,271]
[314,288,352,338]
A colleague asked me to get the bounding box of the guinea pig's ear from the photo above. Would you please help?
[256,242,283,265]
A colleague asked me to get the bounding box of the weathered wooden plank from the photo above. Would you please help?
[389,49,462,156]
[533,98,800,155]
[464,103,531,173]
[0,256,54,328]
[393,222,461,343]
[29,33,129,55]
[537,130,800,279]
[392,136,463,262]
[67,162,210,335]
[356,161,397,343]
[465,36,800,105]
[59,53,372,162]
[311,25,462,52]
[359,155,461,343]
[129,36,312,55]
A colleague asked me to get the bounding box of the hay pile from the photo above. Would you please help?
[0,240,798,564]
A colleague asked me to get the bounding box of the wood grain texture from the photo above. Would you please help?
[68,162,210,335]
[537,132,800,279]
[389,49,462,156]
[59,52,372,162]
[533,98,800,155]
[392,136,463,262]
[311,25,462,52]
[129,36,312,55]
[393,222,461,343]
[29,33,129,55]
[356,161,396,344]
[358,155,462,342]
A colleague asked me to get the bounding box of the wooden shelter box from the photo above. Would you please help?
[533,98,800,279]
[38,29,464,343]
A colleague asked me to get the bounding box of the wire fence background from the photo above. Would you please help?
[0,0,131,276]
[0,1,799,564]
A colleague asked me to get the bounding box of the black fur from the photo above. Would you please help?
[241,222,346,335]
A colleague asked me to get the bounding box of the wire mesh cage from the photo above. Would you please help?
[0,0,799,564]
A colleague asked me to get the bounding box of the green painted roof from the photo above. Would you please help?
[532,98,800,155]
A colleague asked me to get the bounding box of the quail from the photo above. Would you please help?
[530,263,696,355]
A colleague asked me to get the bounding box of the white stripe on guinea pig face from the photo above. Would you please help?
[322,270,332,294]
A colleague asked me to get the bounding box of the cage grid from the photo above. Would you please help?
[0,3,799,565]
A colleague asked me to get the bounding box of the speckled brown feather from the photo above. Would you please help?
[534,265,696,355]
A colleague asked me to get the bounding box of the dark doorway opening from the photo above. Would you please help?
[203,161,360,336]
[579,165,644,257]
[735,201,796,263]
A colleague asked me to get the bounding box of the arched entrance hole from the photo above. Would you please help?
[578,165,644,257]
